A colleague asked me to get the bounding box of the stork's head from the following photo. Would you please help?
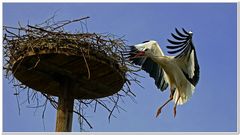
[129,40,158,59]
[131,48,151,59]
[142,48,153,56]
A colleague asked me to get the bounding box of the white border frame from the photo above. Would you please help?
[1,1,239,135]
[1,0,239,3]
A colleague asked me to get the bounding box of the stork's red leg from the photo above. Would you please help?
[156,90,174,117]
[173,94,180,117]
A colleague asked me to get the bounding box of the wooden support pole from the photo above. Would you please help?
[55,79,74,132]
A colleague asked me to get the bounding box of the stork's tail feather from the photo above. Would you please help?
[173,84,195,105]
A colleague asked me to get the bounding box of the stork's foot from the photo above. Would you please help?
[156,107,162,117]
[173,93,180,118]
[156,89,175,118]
[173,106,177,117]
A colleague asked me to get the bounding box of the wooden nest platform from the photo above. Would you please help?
[12,41,125,99]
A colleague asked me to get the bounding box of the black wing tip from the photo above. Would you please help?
[142,40,151,43]
[169,28,194,43]
[171,33,187,40]
[175,28,193,38]
[125,45,145,66]
[122,45,137,59]
[129,45,137,50]
[167,39,186,45]
[183,66,200,87]
[129,46,138,57]
[129,45,138,52]
[192,60,200,86]
[167,39,178,44]
[167,28,194,56]
[182,28,191,35]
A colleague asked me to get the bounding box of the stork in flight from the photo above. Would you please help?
[126,28,200,117]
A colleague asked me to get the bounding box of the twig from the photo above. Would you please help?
[80,48,91,80]
[73,110,93,129]
[14,87,21,115]
[53,16,90,31]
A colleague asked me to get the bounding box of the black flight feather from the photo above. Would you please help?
[167,28,200,87]
[142,40,150,43]
[171,33,186,40]
[166,44,185,49]
[167,39,186,45]
[182,28,190,36]
[175,28,189,37]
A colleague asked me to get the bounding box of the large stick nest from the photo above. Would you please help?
[3,16,140,130]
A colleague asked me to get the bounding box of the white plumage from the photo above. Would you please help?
[127,28,200,117]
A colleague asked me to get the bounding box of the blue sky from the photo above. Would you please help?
[2,3,237,132]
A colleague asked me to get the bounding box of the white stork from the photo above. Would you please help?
[126,28,200,117]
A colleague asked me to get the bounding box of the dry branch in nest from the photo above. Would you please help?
[3,16,139,130]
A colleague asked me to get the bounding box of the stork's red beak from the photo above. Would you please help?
[130,51,145,59]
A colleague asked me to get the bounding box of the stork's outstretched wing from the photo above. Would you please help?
[127,41,169,91]
[167,28,200,86]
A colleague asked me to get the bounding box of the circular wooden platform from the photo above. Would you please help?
[12,48,125,99]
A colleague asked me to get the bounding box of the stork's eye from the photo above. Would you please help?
[144,48,149,51]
